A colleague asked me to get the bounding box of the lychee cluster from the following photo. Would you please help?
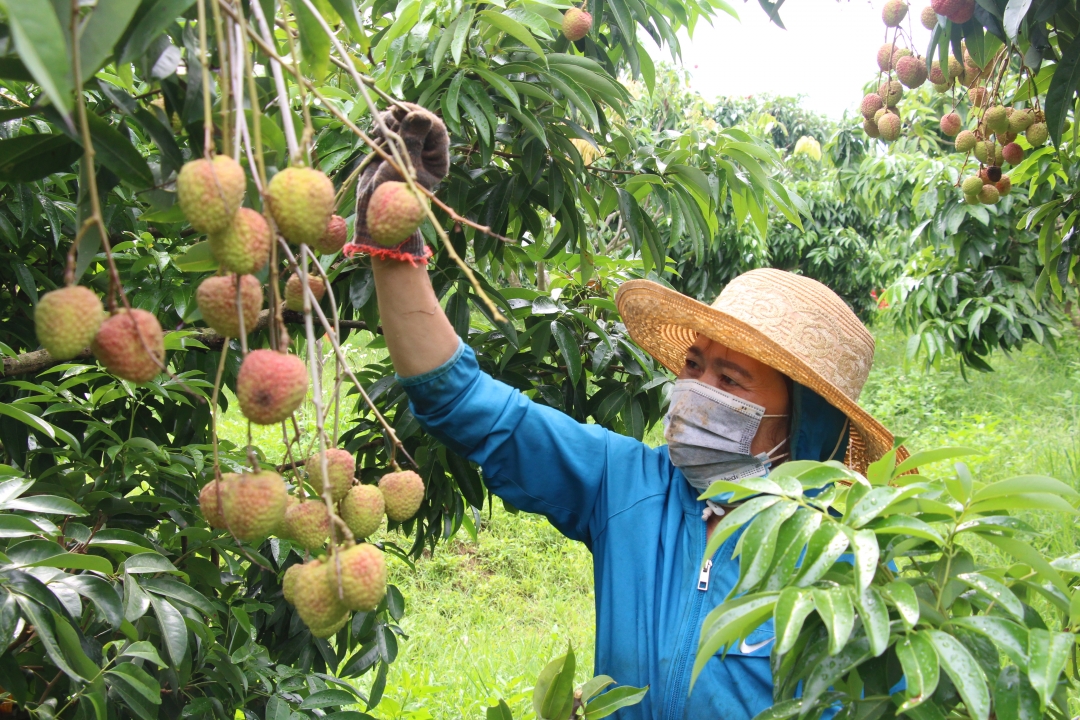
[199,471,289,543]
[283,544,388,637]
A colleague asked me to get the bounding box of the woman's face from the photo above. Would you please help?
[678,335,791,458]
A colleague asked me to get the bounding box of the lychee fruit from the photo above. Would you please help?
[1008,108,1035,133]
[968,86,988,106]
[561,7,592,41]
[996,176,1011,195]
[896,56,927,89]
[860,93,884,120]
[283,500,331,550]
[877,44,910,72]
[34,286,104,359]
[311,215,348,254]
[963,193,981,205]
[882,0,908,26]
[332,543,387,612]
[947,0,975,23]
[939,113,962,137]
[306,448,355,502]
[955,130,977,152]
[341,484,386,539]
[220,470,288,542]
[929,61,947,85]
[947,56,964,80]
[863,118,880,138]
[930,0,961,15]
[986,165,1003,183]
[984,105,1009,135]
[266,167,336,246]
[961,176,983,195]
[177,155,246,234]
[208,207,271,274]
[92,309,165,383]
[282,562,302,605]
[284,273,326,312]
[196,274,262,337]
[378,470,425,522]
[978,184,1000,204]
[1002,142,1024,165]
[367,181,427,247]
[199,478,229,529]
[932,81,950,93]
[878,80,903,108]
[1026,122,1048,146]
[921,5,938,28]
[292,560,349,636]
[877,112,902,142]
[974,140,994,163]
[236,349,309,424]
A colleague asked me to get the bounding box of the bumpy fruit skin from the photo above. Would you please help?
[366,181,426,247]
[341,484,385,539]
[284,274,326,312]
[196,274,262,337]
[878,80,903,107]
[963,193,981,205]
[307,449,355,502]
[267,167,336,246]
[876,44,909,72]
[334,544,387,611]
[931,0,961,16]
[882,0,908,26]
[1002,142,1024,165]
[947,56,964,80]
[967,87,987,107]
[378,470,425,522]
[282,563,302,605]
[1008,109,1034,133]
[961,176,984,195]
[199,479,228,529]
[236,349,309,424]
[955,130,977,152]
[293,560,349,635]
[312,215,348,254]
[932,81,950,93]
[929,61,946,85]
[209,208,271,274]
[1026,122,1048,146]
[220,471,288,542]
[863,119,880,138]
[896,56,927,89]
[984,105,1009,135]
[939,113,962,137]
[283,500,330,550]
[947,0,975,22]
[35,286,104,359]
[177,156,246,234]
[996,176,1012,195]
[921,5,938,28]
[860,94,884,120]
[974,140,992,163]
[978,184,1000,204]
[877,113,902,142]
[92,309,165,383]
[561,7,592,40]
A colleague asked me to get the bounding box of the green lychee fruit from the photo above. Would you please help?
[974,140,993,163]
[1002,142,1024,165]
[978,184,1000,204]
[309,612,350,639]
[882,0,908,26]
[293,560,349,635]
[1026,122,1048,146]
[961,176,983,195]
[311,215,348,254]
[896,56,927,89]
[307,448,355,502]
[283,500,330,550]
[863,118,880,138]
[561,7,592,41]
[947,56,964,80]
[284,273,326,312]
[963,193,980,205]
[341,484,385,539]
[932,81,950,93]
[921,5,938,28]
[860,94,884,120]
[877,113,902,142]
[266,167,336,246]
[333,543,387,612]
[236,349,309,425]
[877,44,909,72]
[1008,109,1034,133]
[367,181,426,247]
[220,470,288,542]
[282,563,302,605]
[196,274,263,337]
[996,176,1011,195]
[92,309,165,383]
[199,478,229,529]
[984,105,1009,135]
[955,130,977,152]
[208,207,271,274]
[177,155,246,234]
[378,470,425,522]
[939,113,962,137]
[878,80,903,108]
[929,61,946,85]
[34,286,104,359]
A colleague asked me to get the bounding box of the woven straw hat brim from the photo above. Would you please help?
[615,279,895,465]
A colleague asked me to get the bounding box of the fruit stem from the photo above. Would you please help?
[249,0,300,161]
[196,0,215,156]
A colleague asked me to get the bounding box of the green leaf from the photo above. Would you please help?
[325,0,364,40]
[0,402,57,441]
[533,647,575,720]
[105,662,162,719]
[0,0,72,115]
[123,553,178,574]
[300,689,357,709]
[892,447,979,476]
[895,633,940,711]
[730,500,798,597]
[925,630,990,720]
[980,534,1069,594]
[472,66,520,111]
[479,10,545,60]
[792,523,848,587]
[801,637,871,709]
[848,528,879,593]
[172,241,218,272]
[774,587,815,655]
[854,586,889,658]
[148,594,187,665]
[693,592,778,684]
[551,320,582,386]
[583,685,649,719]
[141,577,216,617]
[971,475,1079,503]
[702,496,780,561]
[0,134,82,182]
[83,111,154,188]
[579,675,614,703]
[1025,628,1071,709]
[881,581,920,630]
[993,665,1041,720]
[12,594,83,681]
[846,485,927,528]
[954,573,1024,622]
[28,551,112,574]
[0,515,44,538]
[967,493,1077,514]
[292,0,332,79]
[865,515,944,545]
[79,0,141,82]
[5,495,87,516]
[813,586,854,656]
[120,0,197,63]
[763,508,822,591]
[1045,33,1080,146]
[118,640,167,668]
[486,700,514,720]
[949,617,1028,670]
[50,608,100,681]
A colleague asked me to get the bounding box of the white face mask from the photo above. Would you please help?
[663,379,789,492]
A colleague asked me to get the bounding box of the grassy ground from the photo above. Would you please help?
[219,328,1080,719]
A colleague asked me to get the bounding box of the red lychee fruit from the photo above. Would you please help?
[220,470,288,542]
[92,309,165,383]
[199,478,229,529]
[921,5,938,28]
[236,349,309,424]
[947,0,975,23]
[1002,142,1024,165]
[860,93,884,120]
[367,181,426,247]
[284,273,326,312]
[939,113,962,137]
[311,215,348,254]
[882,0,908,26]
[306,448,355,502]
[283,500,331,550]
[332,543,387,612]
[896,56,927,89]
[561,7,593,41]
[196,274,263,337]
[177,155,246,234]
[995,176,1011,195]
[208,207,271,274]
[378,470,425,522]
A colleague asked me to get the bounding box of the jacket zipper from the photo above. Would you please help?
[665,520,710,720]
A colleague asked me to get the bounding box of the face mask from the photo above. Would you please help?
[663,379,789,493]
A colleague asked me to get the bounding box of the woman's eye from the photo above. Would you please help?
[684,358,700,371]
[719,374,738,387]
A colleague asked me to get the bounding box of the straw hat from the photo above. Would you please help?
[615,269,899,473]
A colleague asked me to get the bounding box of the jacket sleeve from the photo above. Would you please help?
[399,340,664,546]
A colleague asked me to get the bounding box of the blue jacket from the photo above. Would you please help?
[400,341,849,720]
